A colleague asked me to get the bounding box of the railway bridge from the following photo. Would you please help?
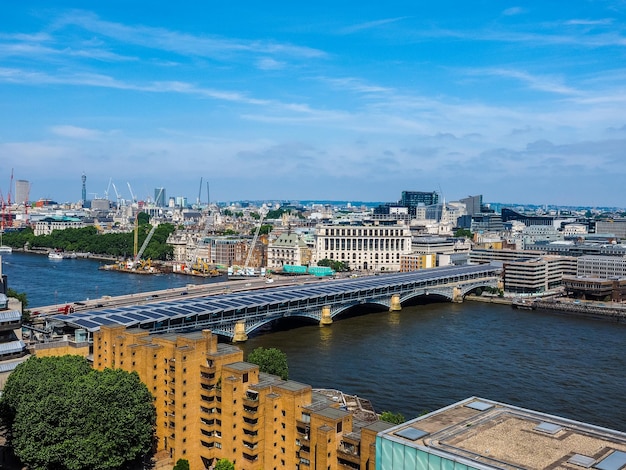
[47,264,501,342]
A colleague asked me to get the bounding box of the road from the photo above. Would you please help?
[32,274,332,316]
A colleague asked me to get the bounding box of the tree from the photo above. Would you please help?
[380,410,406,424]
[247,347,289,380]
[215,458,235,470]
[249,224,273,236]
[454,228,473,239]
[317,258,349,272]
[137,211,150,225]
[0,356,156,470]
[173,459,190,470]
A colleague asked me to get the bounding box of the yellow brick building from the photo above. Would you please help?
[94,325,390,470]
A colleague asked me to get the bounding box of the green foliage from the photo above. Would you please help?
[222,209,233,217]
[247,347,289,380]
[265,207,305,220]
[454,228,473,239]
[380,410,406,424]
[317,258,349,272]
[249,224,273,236]
[173,458,190,470]
[1,223,175,260]
[137,212,151,225]
[0,356,156,470]
[215,458,235,470]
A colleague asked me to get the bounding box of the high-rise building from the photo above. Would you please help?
[93,325,390,470]
[14,180,30,206]
[399,191,439,216]
[154,187,166,207]
[459,194,483,216]
[81,173,87,203]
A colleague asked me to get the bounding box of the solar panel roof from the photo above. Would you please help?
[46,264,500,333]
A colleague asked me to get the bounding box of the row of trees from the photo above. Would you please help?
[0,356,156,470]
[2,216,175,260]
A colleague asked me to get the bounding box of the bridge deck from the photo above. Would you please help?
[47,264,500,336]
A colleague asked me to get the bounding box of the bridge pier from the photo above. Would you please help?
[320,306,333,326]
[232,321,248,343]
[389,294,402,311]
[452,286,463,303]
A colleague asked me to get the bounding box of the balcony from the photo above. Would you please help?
[243,405,258,415]
[243,440,258,450]
[243,416,258,426]
[337,457,360,469]
[337,446,360,465]
[243,452,258,462]
[296,425,310,440]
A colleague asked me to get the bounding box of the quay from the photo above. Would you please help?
[513,298,626,322]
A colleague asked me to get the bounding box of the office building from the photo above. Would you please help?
[459,194,483,217]
[503,255,576,294]
[399,191,439,216]
[94,325,391,470]
[314,222,412,271]
[576,255,626,278]
[596,219,626,239]
[154,187,167,207]
[14,179,30,206]
[399,253,436,271]
[377,396,626,470]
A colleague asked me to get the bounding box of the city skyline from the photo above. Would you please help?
[2,2,626,206]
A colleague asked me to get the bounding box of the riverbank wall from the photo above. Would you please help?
[467,294,626,323]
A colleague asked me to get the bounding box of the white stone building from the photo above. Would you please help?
[267,233,311,268]
[313,222,412,271]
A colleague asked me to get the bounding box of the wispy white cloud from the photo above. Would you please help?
[464,68,582,95]
[316,76,393,95]
[502,7,526,16]
[49,125,108,140]
[52,10,327,61]
[338,17,409,35]
[256,57,286,70]
[564,18,614,26]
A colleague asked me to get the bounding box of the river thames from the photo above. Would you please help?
[2,251,625,432]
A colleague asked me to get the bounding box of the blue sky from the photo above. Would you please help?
[1,1,626,207]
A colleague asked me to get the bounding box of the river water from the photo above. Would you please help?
[2,252,625,432]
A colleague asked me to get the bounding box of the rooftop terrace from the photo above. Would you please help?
[381,397,626,470]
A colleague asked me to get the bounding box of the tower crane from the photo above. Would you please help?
[127,182,137,204]
[242,208,267,276]
[129,222,157,270]
[111,182,122,208]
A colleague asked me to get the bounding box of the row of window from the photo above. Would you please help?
[322,238,407,251]
[324,228,406,237]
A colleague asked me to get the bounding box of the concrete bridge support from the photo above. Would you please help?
[232,320,248,343]
[389,294,402,311]
[320,306,333,326]
[452,286,464,303]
